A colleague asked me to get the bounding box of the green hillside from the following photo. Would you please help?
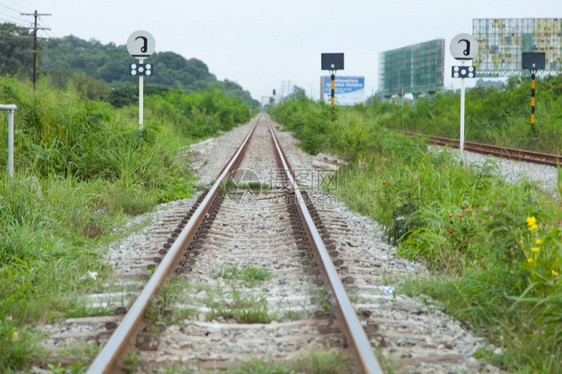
[0,23,259,108]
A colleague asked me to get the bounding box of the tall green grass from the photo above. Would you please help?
[367,75,562,155]
[146,88,253,140]
[269,97,562,373]
[0,76,252,371]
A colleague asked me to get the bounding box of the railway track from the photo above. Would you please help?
[38,115,499,374]
[84,114,382,373]
[404,131,561,166]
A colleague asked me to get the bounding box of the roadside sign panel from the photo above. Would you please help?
[127,30,155,59]
[321,76,364,105]
[450,33,478,60]
[321,53,344,70]
[522,52,546,70]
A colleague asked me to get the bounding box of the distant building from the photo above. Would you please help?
[376,39,445,100]
[473,18,562,77]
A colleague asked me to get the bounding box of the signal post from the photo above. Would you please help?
[450,33,478,162]
[522,52,545,133]
[321,53,344,119]
[127,31,155,128]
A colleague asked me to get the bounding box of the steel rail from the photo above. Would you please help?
[401,131,560,166]
[432,136,560,166]
[86,115,261,374]
[266,117,383,374]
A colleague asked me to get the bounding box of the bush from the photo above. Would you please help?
[270,96,562,372]
[147,88,252,140]
[0,75,252,370]
[364,75,562,154]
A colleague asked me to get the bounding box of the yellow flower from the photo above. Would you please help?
[526,216,538,231]
[527,258,534,263]
[531,247,540,252]
[535,239,543,245]
[552,270,559,277]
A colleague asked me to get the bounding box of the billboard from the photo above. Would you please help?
[473,18,562,76]
[320,76,365,105]
[377,39,445,97]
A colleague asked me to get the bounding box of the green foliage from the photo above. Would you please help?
[0,315,35,372]
[208,289,274,324]
[216,264,272,287]
[0,77,195,200]
[38,34,259,108]
[0,75,250,370]
[122,352,141,374]
[200,347,352,374]
[367,75,562,154]
[0,23,34,78]
[44,69,112,101]
[269,97,332,155]
[270,95,562,372]
[147,88,252,140]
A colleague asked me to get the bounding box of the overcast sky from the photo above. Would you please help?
[3,1,561,101]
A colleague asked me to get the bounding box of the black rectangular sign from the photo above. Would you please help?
[321,53,344,70]
[522,52,546,70]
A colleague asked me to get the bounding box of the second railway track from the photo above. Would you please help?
[38,114,501,374]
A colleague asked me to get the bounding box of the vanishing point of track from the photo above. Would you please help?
[87,114,383,373]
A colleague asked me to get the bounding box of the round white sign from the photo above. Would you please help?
[127,30,155,59]
[450,33,478,60]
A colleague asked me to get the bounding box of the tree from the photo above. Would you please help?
[0,23,34,77]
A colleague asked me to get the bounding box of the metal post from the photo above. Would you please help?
[139,59,144,129]
[330,73,335,108]
[530,71,536,131]
[459,75,466,162]
[1,104,17,177]
[32,11,37,91]
[8,109,14,177]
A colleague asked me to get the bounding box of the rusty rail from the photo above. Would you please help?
[267,117,383,374]
[86,115,261,374]
[401,131,561,166]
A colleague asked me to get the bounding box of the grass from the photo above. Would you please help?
[216,263,273,287]
[208,288,275,324]
[332,150,562,372]
[269,97,562,373]
[122,352,141,374]
[0,76,253,371]
[209,264,275,322]
[155,346,353,374]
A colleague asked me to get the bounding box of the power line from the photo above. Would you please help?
[0,13,28,25]
[0,2,29,25]
[0,2,24,14]
[20,10,51,91]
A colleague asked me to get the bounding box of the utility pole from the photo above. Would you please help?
[20,10,51,91]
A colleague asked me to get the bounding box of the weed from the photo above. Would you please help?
[208,288,275,323]
[216,263,272,287]
[294,346,351,374]
[0,76,252,370]
[122,352,141,374]
[269,94,562,372]
[145,276,191,325]
[0,315,35,371]
[200,346,352,374]
[311,287,331,312]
